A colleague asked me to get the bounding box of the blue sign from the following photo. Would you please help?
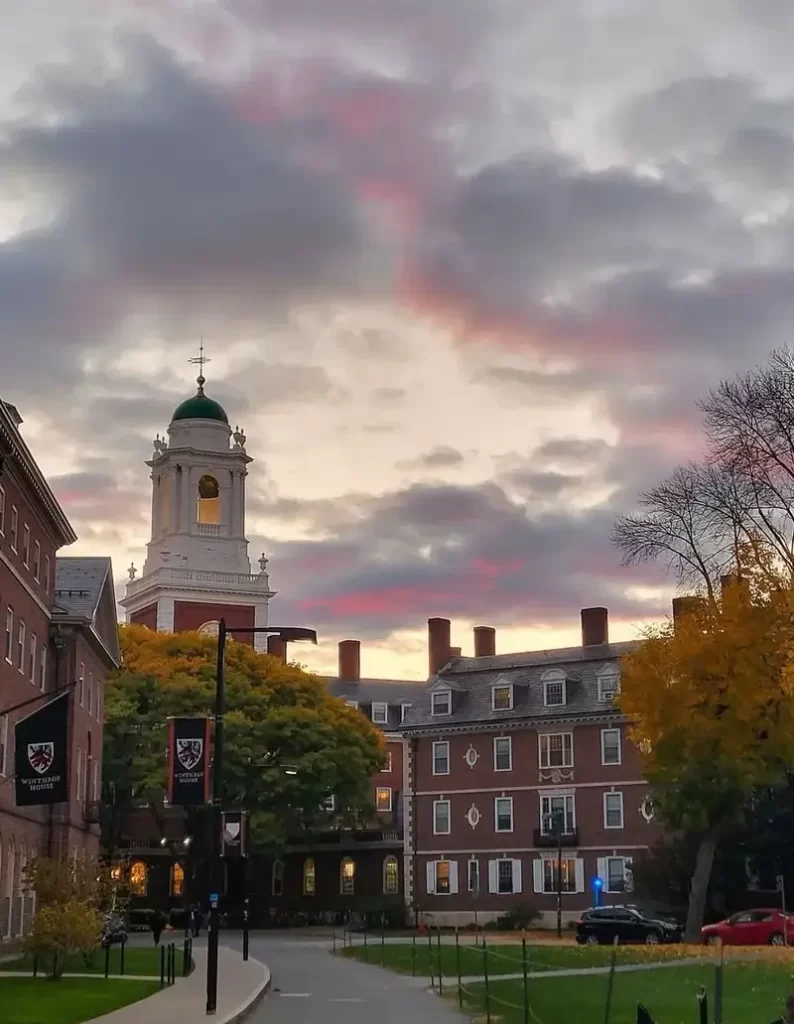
[593,878,603,890]
[210,893,219,903]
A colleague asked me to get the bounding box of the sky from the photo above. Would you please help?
[3,0,794,679]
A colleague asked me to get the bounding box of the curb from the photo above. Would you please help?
[219,958,271,1024]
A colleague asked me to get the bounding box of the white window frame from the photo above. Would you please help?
[540,792,576,834]
[539,856,581,894]
[383,855,399,895]
[538,732,574,769]
[597,668,620,702]
[598,855,633,893]
[376,786,392,813]
[601,728,621,765]
[542,670,566,707]
[3,607,12,663]
[432,740,450,775]
[28,632,36,684]
[468,859,480,893]
[604,791,624,829]
[75,746,83,803]
[491,684,513,711]
[21,524,30,567]
[340,857,356,895]
[10,506,18,552]
[43,555,50,594]
[488,858,522,895]
[381,750,393,773]
[400,703,412,721]
[427,859,458,895]
[87,672,94,717]
[345,699,358,709]
[16,620,25,674]
[38,645,47,691]
[79,663,85,706]
[431,689,452,716]
[433,799,451,835]
[323,795,335,812]
[493,736,512,772]
[371,701,388,724]
[494,795,514,833]
[33,541,41,582]
[0,715,7,776]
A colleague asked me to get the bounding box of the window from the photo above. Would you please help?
[427,859,458,894]
[487,859,522,895]
[468,859,480,893]
[10,506,18,551]
[0,715,7,776]
[75,747,83,802]
[345,700,359,709]
[323,795,335,812]
[376,787,392,812]
[431,689,452,716]
[3,608,11,662]
[432,741,450,775]
[0,485,4,533]
[539,732,573,768]
[400,703,412,721]
[598,856,633,893]
[38,645,47,691]
[33,541,41,582]
[598,670,620,702]
[495,796,513,832]
[196,474,220,525]
[493,736,512,771]
[604,791,624,829]
[129,861,148,896]
[272,860,284,896]
[383,855,399,895]
[16,620,25,673]
[542,857,578,893]
[303,858,316,896]
[91,757,99,801]
[543,672,566,706]
[601,729,621,765]
[170,863,185,897]
[371,702,388,724]
[21,525,30,567]
[79,664,85,706]
[381,751,393,773]
[492,684,513,711]
[87,673,94,716]
[340,857,355,895]
[433,799,451,834]
[28,633,36,684]
[43,556,50,594]
[540,793,575,834]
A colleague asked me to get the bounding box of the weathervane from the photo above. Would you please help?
[189,341,210,394]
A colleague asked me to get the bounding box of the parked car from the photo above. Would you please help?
[101,912,128,948]
[701,909,794,946]
[575,905,682,945]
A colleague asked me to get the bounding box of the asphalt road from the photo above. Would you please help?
[233,934,467,1024]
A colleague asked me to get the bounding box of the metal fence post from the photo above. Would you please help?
[697,986,708,1024]
[603,936,618,1024]
[482,938,491,1024]
[183,938,189,978]
[104,943,110,979]
[437,928,443,996]
[428,930,435,989]
[363,925,368,962]
[120,935,126,976]
[522,936,529,1024]
[455,928,463,1009]
[159,944,165,989]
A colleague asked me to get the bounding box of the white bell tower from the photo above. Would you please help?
[121,355,274,650]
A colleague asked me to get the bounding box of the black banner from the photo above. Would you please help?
[222,811,246,857]
[15,692,69,806]
[167,717,210,806]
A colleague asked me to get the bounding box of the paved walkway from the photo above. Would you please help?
[234,933,467,1024]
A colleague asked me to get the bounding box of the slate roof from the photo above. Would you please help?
[54,556,120,666]
[401,640,639,732]
[325,676,427,732]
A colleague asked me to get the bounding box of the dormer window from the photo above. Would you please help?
[371,702,388,724]
[431,689,452,716]
[400,703,412,722]
[542,670,566,707]
[597,668,620,703]
[491,684,513,711]
[345,700,359,710]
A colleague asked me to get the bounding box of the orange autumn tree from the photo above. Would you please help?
[621,573,794,942]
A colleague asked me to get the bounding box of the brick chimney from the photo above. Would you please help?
[428,617,451,677]
[672,595,705,627]
[473,625,496,658]
[338,639,361,682]
[267,634,287,662]
[449,646,462,658]
[581,607,609,647]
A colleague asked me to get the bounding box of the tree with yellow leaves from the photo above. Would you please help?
[621,573,794,942]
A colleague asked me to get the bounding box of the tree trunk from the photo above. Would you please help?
[684,834,717,943]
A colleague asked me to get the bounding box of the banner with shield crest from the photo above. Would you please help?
[15,692,70,806]
[167,716,211,805]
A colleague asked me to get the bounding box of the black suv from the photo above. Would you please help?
[575,905,682,945]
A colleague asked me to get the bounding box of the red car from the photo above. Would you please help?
[701,909,794,946]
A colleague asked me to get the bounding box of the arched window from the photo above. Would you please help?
[303,858,316,896]
[196,474,220,525]
[171,862,185,898]
[271,860,284,897]
[129,860,148,896]
[340,857,355,895]
[383,856,399,896]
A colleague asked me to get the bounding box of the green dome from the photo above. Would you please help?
[171,392,229,424]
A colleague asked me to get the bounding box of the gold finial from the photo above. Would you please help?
[188,341,210,394]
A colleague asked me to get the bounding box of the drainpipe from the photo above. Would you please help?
[411,737,419,928]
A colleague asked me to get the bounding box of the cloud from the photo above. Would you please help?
[397,446,465,470]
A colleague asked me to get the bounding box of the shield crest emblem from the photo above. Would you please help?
[176,738,203,771]
[28,742,54,775]
[224,822,241,842]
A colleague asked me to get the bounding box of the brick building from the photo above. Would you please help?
[401,611,661,928]
[0,399,119,939]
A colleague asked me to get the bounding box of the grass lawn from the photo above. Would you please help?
[0,976,159,1024]
[459,961,794,1024]
[1,945,192,977]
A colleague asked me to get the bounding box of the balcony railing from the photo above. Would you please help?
[124,565,273,598]
[533,827,579,848]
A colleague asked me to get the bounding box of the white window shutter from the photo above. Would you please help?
[488,860,499,893]
[597,858,607,889]
[624,857,634,892]
[532,859,544,894]
[512,859,522,894]
[449,861,459,894]
[575,859,585,893]
[426,862,436,894]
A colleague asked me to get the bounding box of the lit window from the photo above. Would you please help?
[540,794,575,834]
[376,787,392,812]
[601,729,621,765]
[381,751,393,773]
[171,863,185,897]
[435,860,452,894]
[604,791,624,829]
[33,541,41,582]
[110,864,123,883]
[432,741,450,775]
[542,858,577,893]
[539,732,573,769]
[492,685,513,711]
[383,856,399,895]
[129,861,148,896]
[494,737,512,771]
[371,702,388,724]
[431,690,451,716]
[433,800,450,834]
[341,857,355,895]
[598,670,620,702]
[196,475,220,525]
[303,858,316,896]
[271,860,284,896]
[495,797,513,832]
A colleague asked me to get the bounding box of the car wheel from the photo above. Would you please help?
[585,934,600,946]
[645,930,662,945]
[769,932,786,946]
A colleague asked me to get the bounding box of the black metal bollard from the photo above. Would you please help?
[437,928,443,996]
[696,986,708,1024]
[160,944,166,988]
[104,943,110,979]
[427,929,434,989]
[243,899,250,963]
[455,928,462,1009]
[482,939,491,1024]
[363,925,368,961]
[120,935,126,977]
[522,937,529,1024]
[183,938,190,978]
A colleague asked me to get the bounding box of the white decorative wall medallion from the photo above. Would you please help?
[640,796,655,823]
[464,745,479,768]
[538,768,574,784]
[466,804,481,829]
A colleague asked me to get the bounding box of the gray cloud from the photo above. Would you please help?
[397,446,465,470]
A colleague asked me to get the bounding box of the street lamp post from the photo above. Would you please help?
[544,811,565,940]
[205,620,317,1016]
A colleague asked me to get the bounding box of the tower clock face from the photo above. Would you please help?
[198,620,220,637]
